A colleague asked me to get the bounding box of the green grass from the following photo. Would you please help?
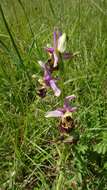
[0,0,107,189]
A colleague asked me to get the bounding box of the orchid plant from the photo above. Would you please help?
[35,28,79,188]
[45,28,77,68]
[36,29,78,141]
[37,61,61,97]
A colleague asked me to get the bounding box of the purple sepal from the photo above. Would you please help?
[49,79,61,97]
[54,31,57,49]
[45,47,54,53]
[62,52,74,59]
[64,95,76,109]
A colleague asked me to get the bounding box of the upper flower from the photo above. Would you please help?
[38,61,61,97]
[45,28,74,68]
[45,95,77,118]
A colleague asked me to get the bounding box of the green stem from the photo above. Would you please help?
[56,144,66,190]
[56,171,64,190]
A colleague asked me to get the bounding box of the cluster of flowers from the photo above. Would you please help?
[36,28,78,140]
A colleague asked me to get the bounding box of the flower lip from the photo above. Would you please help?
[37,87,47,98]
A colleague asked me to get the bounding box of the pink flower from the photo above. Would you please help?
[45,95,77,118]
[45,95,77,134]
[38,61,61,97]
[45,28,74,68]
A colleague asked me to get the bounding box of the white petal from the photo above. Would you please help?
[46,43,52,48]
[38,60,45,69]
[45,110,63,118]
[57,33,66,53]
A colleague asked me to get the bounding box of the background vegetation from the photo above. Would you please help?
[0,0,107,189]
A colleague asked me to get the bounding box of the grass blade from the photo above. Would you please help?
[17,0,34,37]
[0,39,10,53]
[0,4,24,66]
[47,0,56,18]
